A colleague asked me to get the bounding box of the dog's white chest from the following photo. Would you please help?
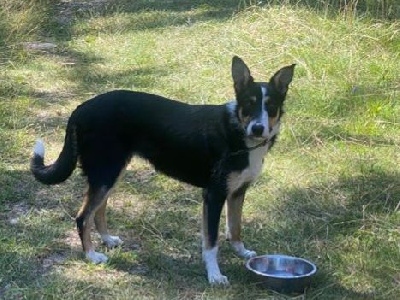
[228,145,268,194]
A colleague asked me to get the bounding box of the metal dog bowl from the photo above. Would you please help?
[245,254,317,294]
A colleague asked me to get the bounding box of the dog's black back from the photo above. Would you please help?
[69,90,248,188]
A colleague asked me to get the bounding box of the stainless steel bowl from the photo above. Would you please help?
[245,254,317,294]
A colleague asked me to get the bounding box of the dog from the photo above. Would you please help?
[31,56,295,285]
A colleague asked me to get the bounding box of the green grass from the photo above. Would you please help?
[1,0,399,299]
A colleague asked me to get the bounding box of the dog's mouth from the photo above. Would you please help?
[246,124,280,143]
[247,134,268,141]
[245,132,270,148]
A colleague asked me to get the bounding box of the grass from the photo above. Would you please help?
[0,0,399,299]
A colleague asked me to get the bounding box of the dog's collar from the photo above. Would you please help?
[229,136,271,157]
[245,138,269,151]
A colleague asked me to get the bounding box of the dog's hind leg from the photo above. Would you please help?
[94,194,123,248]
[202,188,229,285]
[226,185,256,259]
[76,185,116,264]
[76,140,130,263]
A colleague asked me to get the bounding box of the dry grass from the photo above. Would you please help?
[0,1,399,299]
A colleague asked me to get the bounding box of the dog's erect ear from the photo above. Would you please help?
[232,56,252,95]
[270,64,296,95]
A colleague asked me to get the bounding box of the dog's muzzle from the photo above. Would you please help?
[251,123,265,137]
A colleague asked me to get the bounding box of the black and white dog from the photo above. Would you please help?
[31,56,295,284]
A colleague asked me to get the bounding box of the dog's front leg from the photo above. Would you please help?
[226,186,257,259]
[202,188,229,285]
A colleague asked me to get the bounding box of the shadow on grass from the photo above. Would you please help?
[104,168,398,298]
[65,63,173,95]
[3,0,397,125]
[60,0,399,25]
[0,166,205,297]
[98,167,399,298]
[1,162,399,298]
[0,167,80,295]
[241,168,400,298]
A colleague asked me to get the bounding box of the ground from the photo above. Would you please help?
[0,1,399,299]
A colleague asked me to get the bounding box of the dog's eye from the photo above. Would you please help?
[244,100,256,110]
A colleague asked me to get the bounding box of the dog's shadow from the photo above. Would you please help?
[5,164,398,297]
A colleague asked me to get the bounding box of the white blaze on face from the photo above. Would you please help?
[261,86,269,132]
[246,86,269,138]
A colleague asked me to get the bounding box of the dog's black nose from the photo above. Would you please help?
[251,123,264,136]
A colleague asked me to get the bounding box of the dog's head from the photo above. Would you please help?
[231,56,295,142]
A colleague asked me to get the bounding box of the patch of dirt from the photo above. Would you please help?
[22,42,57,51]
[120,238,141,252]
[63,229,82,248]
[127,263,149,275]
[7,204,30,225]
[22,0,114,52]
[41,253,68,270]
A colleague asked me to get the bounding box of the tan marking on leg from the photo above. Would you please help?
[76,189,92,252]
[77,186,109,253]
[226,189,257,259]
[94,194,123,248]
[93,166,126,247]
[94,196,109,237]
[82,214,95,252]
[226,193,244,242]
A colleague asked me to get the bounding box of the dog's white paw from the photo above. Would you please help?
[242,249,257,259]
[203,246,229,286]
[208,272,230,285]
[86,250,108,264]
[102,235,123,248]
[231,241,257,259]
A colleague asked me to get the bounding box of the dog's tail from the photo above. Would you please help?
[30,120,78,185]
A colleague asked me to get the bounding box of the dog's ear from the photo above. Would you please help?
[270,64,296,95]
[232,56,253,95]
